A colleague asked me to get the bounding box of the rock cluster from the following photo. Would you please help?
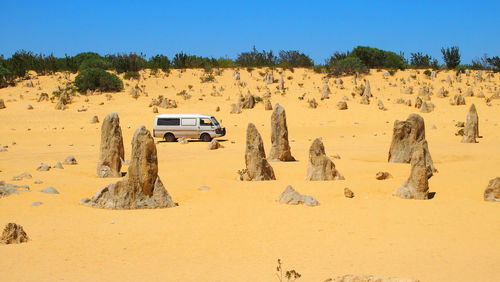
[388,114,435,177]
[87,126,176,209]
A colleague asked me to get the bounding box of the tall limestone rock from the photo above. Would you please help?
[393,145,430,199]
[242,123,276,181]
[96,113,125,177]
[268,104,295,161]
[461,104,479,143]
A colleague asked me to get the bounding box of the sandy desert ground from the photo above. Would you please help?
[0,68,499,281]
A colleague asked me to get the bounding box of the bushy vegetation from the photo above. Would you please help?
[277,50,314,68]
[74,68,123,92]
[236,46,277,67]
[410,52,439,69]
[349,46,406,69]
[328,57,367,76]
[1,45,499,90]
[441,46,461,69]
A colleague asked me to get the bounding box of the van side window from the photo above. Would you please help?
[200,118,212,126]
[181,118,196,126]
[157,118,180,126]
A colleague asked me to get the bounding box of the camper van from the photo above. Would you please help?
[153,114,226,142]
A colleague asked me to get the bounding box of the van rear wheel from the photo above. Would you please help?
[200,133,212,142]
[164,133,176,142]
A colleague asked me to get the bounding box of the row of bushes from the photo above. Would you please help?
[1,46,499,88]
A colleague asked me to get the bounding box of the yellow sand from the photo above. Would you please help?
[0,68,499,281]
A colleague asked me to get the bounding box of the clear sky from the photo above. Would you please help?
[1,0,499,65]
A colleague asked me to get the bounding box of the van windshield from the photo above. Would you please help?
[210,117,220,126]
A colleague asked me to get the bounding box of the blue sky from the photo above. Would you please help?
[1,0,499,65]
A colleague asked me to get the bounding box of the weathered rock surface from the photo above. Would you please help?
[461,104,479,143]
[264,99,273,110]
[90,116,99,124]
[484,177,500,202]
[268,104,294,162]
[0,99,6,109]
[0,223,29,244]
[393,145,430,200]
[277,185,319,206]
[96,113,124,178]
[241,123,275,181]
[88,126,176,209]
[321,79,331,99]
[388,114,435,177]
[337,101,348,110]
[450,94,466,105]
[230,103,242,114]
[240,93,255,109]
[305,138,344,181]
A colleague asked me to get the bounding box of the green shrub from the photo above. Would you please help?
[75,68,123,92]
[78,57,112,71]
[486,56,500,72]
[0,65,13,88]
[328,57,367,76]
[441,46,461,69]
[148,55,171,72]
[423,69,432,76]
[236,46,277,67]
[277,50,314,68]
[348,46,406,70]
[384,52,406,70]
[106,53,146,73]
[123,71,140,80]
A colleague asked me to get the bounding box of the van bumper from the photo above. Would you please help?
[216,127,226,137]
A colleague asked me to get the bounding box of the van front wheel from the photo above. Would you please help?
[200,133,212,142]
[164,133,176,142]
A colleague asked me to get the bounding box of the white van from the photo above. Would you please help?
[153,114,226,142]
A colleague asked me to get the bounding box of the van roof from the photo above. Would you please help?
[155,114,214,119]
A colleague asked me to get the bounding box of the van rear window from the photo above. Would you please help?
[157,118,180,126]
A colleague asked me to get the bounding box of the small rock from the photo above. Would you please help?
[63,155,77,165]
[376,171,392,180]
[30,201,43,207]
[178,137,188,144]
[344,187,354,198]
[199,186,210,191]
[54,162,64,169]
[80,197,91,204]
[40,187,59,194]
[0,223,29,244]
[36,163,51,171]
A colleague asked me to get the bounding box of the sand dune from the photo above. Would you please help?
[0,68,499,281]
